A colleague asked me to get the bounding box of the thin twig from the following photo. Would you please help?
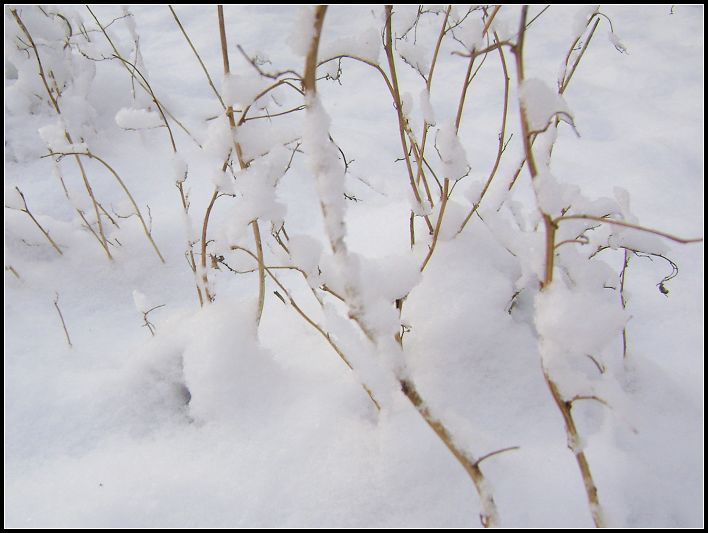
[6,187,63,256]
[169,5,226,109]
[53,292,72,347]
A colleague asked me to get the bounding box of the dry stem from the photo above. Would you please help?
[512,7,603,527]
[46,151,165,262]
[53,292,72,347]
[6,187,63,256]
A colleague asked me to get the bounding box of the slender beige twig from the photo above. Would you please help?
[420,178,450,272]
[141,304,166,337]
[53,292,72,347]
[6,266,22,279]
[6,187,63,256]
[454,6,501,131]
[169,5,226,110]
[619,249,630,359]
[458,36,511,233]
[554,215,703,245]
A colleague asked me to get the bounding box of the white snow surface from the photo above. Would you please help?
[4,5,703,528]
[115,107,164,130]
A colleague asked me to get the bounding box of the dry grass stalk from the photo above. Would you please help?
[6,187,63,256]
[53,292,72,347]
[11,8,112,260]
[45,151,165,263]
[169,5,226,110]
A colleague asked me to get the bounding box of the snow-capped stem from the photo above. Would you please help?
[303,6,328,95]
[384,6,434,242]
[12,8,112,261]
[7,187,63,256]
[400,379,499,528]
[513,7,603,527]
[215,5,267,318]
[169,5,226,110]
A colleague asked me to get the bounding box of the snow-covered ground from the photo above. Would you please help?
[4,5,703,528]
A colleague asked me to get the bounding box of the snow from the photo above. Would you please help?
[5,5,703,529]
[320,27,381,64]
[132,289,150,314]
[222,73,269,109]
[419,87,436,125]
[115,107,163,130]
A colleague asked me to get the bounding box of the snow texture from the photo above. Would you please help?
[4,5,703,529]
[115,107,163,130]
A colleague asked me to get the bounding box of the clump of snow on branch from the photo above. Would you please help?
[132,289,150,314]
[436,121,470,181]
[535,281,628,395]
[115,107,163,130]
[519,78,574,132]
[201,115,233,164]
[170,153,187,184]
[609,32,628,54]
[533,169,580,217]
[419,88,436,125]
[38,122,87,153]
[397,39,431,78]
[303,96,347,251]
[288,234,323,286]
[222,73,270,109]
